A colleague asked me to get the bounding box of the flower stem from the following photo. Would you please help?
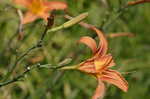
[60,65,79,70]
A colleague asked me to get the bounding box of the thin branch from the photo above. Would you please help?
[102,0,150,30]
[99,12,110,29]
[17,9,24,40]
[102,10,126,31]
[0,9,24,55]
[0,64,37,87]
[3,14,54,81]
[0,64,58,87]
[40,11,55,41]
[0,58,72,88]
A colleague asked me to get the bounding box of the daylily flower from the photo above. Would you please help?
[13,0,67,24]
[62,26,128,99]
[78,27,128,99]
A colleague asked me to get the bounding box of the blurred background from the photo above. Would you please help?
[0,0,150,99]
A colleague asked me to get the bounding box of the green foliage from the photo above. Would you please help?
[0,0,150,99]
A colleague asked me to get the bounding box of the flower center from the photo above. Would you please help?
[28,0,45,15]
[94,60,105,70]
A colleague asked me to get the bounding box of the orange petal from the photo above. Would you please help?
[44,1,67,10]
[100,54,115,69]
[78,64,96,74]
[39,12,49,21]
[90,27,108,57]
[92,80,105,99]
[22,12,38,24]
[101,69,128,92]
[78,36,97,54]
[94,54,115,71]
[78,60,96,74]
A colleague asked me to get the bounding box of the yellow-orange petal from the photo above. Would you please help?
[78,36,97,54]
[78,64,96,74]
[92,80,105,99]
[94,54,115,71]
[101,54,115,69]
[22,12,38,24]
[94,58,106,71]
[101,69,128,92]
[78,60,96,74]
[44,1,67,10]
[90,27,108,57]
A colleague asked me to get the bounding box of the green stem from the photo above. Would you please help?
[60,65,78,70]
[47,12,88,33]
[0,64,38,88]
[47,25,64,33]
[0,57,72,88]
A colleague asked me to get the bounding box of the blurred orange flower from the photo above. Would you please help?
[128,0,150,6]
[77,27,128,99]
[13,0,67,24]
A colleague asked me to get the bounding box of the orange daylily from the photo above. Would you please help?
[13,0,67,24]
[76,27,128,99]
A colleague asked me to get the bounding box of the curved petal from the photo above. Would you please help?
[44,1,67,10]
[91,27,108,57]
[78,36,97,54]
[22,12,38,24]
[92,80,105,99]
[101,69,128,92]
[100,54,115,69]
